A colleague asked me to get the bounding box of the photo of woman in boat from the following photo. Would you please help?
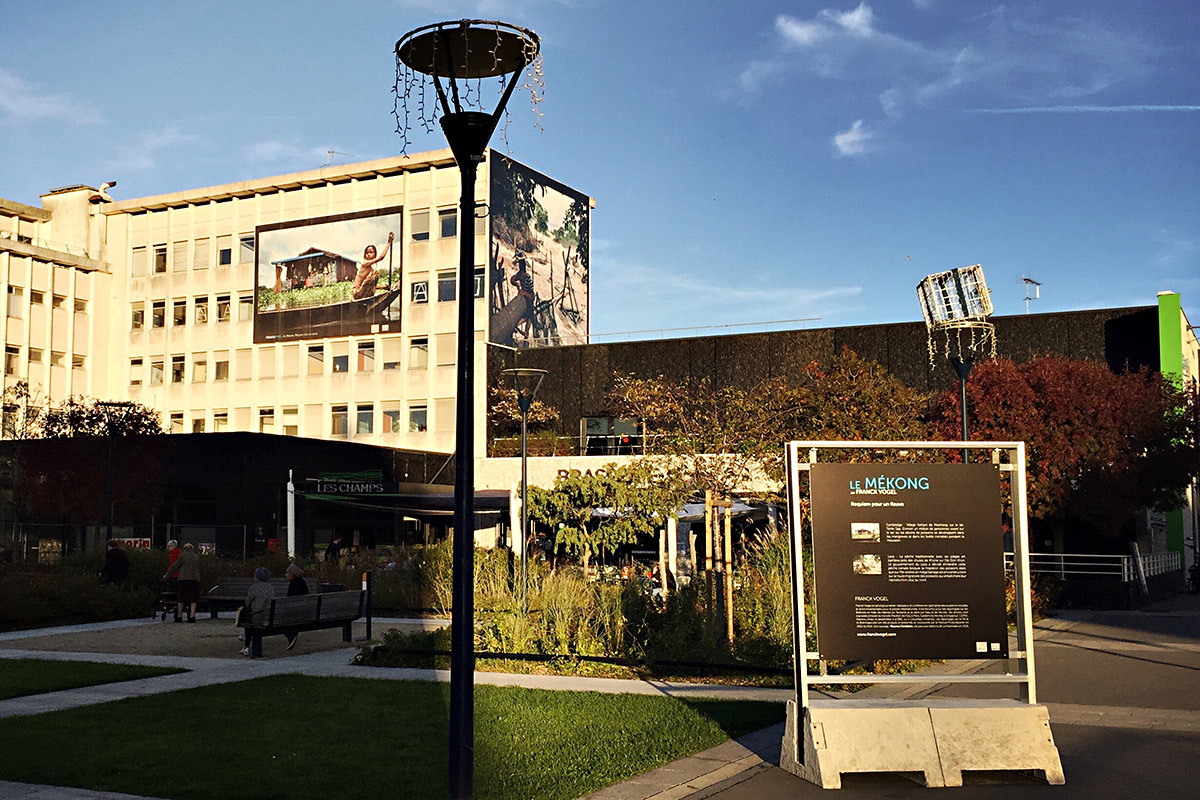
[352,231,394,300]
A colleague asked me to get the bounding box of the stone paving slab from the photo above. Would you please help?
[0,780,169,799]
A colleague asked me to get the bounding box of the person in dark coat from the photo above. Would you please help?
[99,539,130,586]
[283,563,309,650]
[164,543,202,622]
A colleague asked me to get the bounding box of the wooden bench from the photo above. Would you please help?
[237,590,366,657]
[201,577,317,618]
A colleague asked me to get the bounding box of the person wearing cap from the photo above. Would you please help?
[163,543,201,622]
[238,567,275,656]
[282,563,309,650]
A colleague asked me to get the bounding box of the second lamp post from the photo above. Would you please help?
[502,368,546,612]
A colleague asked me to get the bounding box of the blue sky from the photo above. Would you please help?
[2,1,1196,336]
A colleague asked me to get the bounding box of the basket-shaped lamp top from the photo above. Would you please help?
[916,264,994,329]
[396,20,539,79]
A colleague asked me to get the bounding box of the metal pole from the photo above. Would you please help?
[950,355,974,463]
[449,155,479,800]
[287,469,296,558]
[520,403,529,614]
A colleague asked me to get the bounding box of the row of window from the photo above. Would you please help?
[132,294,248,329]
[129,336,451,385]
[5,345,82,375]
[164,402,435,436]
[130,236,252,277]
[7,286,86,318]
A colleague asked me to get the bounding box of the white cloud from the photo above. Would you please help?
[594,258,862,334]
[0,68,102,124]
[243,139,334,166]
[965,105,1200,114]
[102,127,196,172]
[833,119,875,156]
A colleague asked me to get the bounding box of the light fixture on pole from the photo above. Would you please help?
[394,20,542,800]
[501,367,546,613]
[917,265,996,463]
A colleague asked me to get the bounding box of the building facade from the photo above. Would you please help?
[0,150,592,453]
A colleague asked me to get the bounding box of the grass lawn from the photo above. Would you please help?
[0,675,784,800]
[0,658,186,700]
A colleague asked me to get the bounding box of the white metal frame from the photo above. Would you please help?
[786,440,1038,711]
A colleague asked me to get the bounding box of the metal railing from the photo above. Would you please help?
[1004,550,1182,581]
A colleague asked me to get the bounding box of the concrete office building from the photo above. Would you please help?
[0,149,592,454]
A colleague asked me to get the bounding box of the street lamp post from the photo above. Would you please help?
[395,21,541,800]
[501,368,547,612]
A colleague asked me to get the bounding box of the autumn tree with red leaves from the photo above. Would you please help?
[928,357,1199,542]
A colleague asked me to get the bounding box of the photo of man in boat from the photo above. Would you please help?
[254,208,404,343]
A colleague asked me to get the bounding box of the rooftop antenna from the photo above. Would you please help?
[324,150,355,167]
[1022,276,1041,315]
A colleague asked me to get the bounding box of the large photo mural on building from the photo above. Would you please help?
[489,157,589,348]
[254,207,404,343]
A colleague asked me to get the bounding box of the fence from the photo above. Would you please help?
[1004,550,1182,582]
[0,522,254,562]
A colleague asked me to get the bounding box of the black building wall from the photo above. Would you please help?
[491,306,1159,439]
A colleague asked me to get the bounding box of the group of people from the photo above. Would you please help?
[236,563,309,656]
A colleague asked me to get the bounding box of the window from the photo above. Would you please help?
[409,337,429,369]
[214,352,229,381]
[307,345,323,375]
[382,338,402,370]
[331,405,349,436]
[383,405,401,433]
[411,280,429,304]
[30,290,44,305]
[28,348,41,364]
[7,286,23,318]
[193,354,207,383]
[259,348,275,379]
[50,351,64,367]
[357,404,373,435]
[129,358,143,385]
[171,355,185,383]
[239,235,255,264]
[357,342,375,372]
[131,246,147,277]
[475,209,486,236]
[216,295,230,322]
[153,244,167,274]
[332,353,348,373]
[195,296,208,324]
[435,398,455,433]
[213,411,229,432]
[51,295,65,310]
[438,208,457,238]
[474,266,485,299]
[436,333,456,367]
[4,346,18,375]
[282,406,299,436]
[238,295,253,322]
[173,299,186,326]
[150,359,164,385]
[192,418,206,433]
[72,354,85,369]
[409,404,428,432]
[411,210,430,241]
[74,298,87,313]
[235,349,251,380]
[282,344,299,377]
[169,413,183,434]
[437,270,456,302]
[131,302,144,330]
[172,241,188,273]
[217,235,233,267]
[152,301,165,328]
[193,238,210,270]
[259,408,275,434]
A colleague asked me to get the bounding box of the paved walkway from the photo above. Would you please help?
[1,593,1198,799]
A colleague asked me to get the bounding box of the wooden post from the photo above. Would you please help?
[658,529,669,598]
[704,490,714,628]
[666,516,678,585]
[724,499,734,643]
